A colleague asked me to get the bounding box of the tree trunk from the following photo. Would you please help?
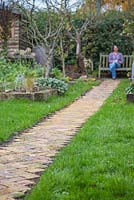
[60,38,66,77]
[76,33,87,76]
[131,60,134,81]
[45,56,53,79]
[76,33,81,56]
[96,0,102,12]
[62,56,66,77]
[128,0,131,8]
[77,53,87,76]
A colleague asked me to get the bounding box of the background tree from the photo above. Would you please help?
[83,10,134,68]
[123,10,134,46]
[19,0,64,78]
[102,0,134,11]
[59,0,99,75]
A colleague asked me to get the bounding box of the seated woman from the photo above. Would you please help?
[109,46,124,79]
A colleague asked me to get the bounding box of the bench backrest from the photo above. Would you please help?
[100,54,134,69]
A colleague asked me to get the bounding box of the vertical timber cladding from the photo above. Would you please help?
[0,11,21,55]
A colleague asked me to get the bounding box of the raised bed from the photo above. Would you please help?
[0,89,57,101]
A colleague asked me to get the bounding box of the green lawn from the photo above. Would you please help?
[0,80,99,142]
[27,79,134,200]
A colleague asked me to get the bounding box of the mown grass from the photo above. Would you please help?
[27,79,134,200]
[0,80,99,142]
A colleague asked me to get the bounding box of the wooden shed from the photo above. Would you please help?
[0,5,24,55]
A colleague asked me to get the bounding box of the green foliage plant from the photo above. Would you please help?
[126,83,134,94]
[37,77,68,95]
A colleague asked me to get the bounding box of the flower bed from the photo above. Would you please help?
[0,89,57,101]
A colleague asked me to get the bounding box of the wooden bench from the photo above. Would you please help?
[98,54,134,78]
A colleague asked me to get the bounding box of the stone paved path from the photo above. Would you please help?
[0,80,120,200]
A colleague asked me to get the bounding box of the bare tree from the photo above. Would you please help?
[47,0,88,75]
[47,0,100,76]
[18,0,64,78]
[61,1,98,75]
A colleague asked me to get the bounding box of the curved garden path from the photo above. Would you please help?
[0,79,120,200]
